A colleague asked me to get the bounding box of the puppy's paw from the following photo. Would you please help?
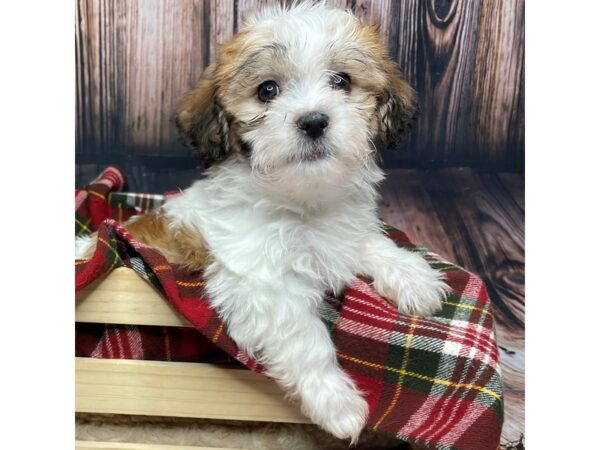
[301,373,368,443]
[374,252,450,317]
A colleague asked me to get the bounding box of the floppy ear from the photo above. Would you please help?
[375,68,418,149]
[175,65,232,167]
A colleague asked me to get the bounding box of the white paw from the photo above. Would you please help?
[374,252,450,316]
[301,372,368,443]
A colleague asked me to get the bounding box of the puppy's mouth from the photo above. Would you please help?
[295,141,331,163]
[302,145,329,162]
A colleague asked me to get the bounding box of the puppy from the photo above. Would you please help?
[76,2,449,442]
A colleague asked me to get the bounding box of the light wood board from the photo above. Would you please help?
[76,357,309,424]
[76,267,191,327]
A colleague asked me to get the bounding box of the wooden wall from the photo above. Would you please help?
[76,0,524,190]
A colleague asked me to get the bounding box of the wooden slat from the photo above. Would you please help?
[76,441,240,450]
[396,0,487,166]
[75,267,191,327]
[472,0,525,168]
[76,358,309,423]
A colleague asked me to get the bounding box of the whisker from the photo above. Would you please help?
[242,113,266,128]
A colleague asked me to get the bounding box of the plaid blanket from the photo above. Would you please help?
[75,167,503,450]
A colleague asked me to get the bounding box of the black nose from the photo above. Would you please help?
[297,112,329,139]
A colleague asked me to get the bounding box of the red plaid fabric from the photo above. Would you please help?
[76,323,239,365]
[75,168,503,450]
[75,166,166,235]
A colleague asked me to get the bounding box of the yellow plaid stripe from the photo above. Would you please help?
[212,323,225,343]
[97,236,121,270]
[337,353,501,401]
[75,217,92,234]
[88,190,106,200]
[176,280,206,287]
[442,300,489,315]
[373,316,419,429]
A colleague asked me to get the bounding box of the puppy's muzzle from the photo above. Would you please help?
[297,112,329,139]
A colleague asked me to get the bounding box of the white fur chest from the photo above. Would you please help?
[164,163,382,295]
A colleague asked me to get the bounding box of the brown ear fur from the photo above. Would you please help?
[376,66,418,149]
[175,66,232,167]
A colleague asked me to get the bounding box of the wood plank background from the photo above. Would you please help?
[76,0,524,190]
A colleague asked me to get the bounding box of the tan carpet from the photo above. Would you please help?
[76,413,406,449]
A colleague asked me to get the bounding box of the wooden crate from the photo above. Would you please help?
[76,267,309,450]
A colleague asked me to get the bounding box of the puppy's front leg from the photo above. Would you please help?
[205,264,368,443]
[359,232,450,316]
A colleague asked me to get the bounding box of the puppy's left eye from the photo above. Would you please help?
[330,73,351,91]
[257,80,280,102]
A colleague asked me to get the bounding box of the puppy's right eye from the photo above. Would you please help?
[330,72,351,92]
[257,80,280,102]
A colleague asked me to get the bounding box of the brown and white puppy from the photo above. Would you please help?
[76,2,448,442]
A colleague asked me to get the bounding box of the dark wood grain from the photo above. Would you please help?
[383,0,524,170]
[379,169,457,263]
[76,0,524,172]
[498,172,525,212]
[472,0,525,169]
[76,0,207,158]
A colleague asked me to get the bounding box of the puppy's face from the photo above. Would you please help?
[177,3,416,199]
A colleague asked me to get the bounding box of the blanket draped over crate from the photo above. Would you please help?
[75,167,503,450]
